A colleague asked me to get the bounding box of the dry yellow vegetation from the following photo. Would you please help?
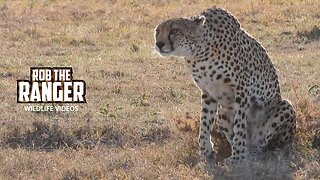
[0,0,319,179]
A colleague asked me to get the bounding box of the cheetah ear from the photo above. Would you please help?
[193,15,206,26]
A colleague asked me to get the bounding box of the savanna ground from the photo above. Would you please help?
[0,0,319,179]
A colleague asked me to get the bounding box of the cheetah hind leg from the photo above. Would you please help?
[257,99,296,152]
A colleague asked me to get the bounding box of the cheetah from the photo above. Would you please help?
[154,7,296,163]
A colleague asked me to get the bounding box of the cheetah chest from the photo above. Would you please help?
[193,74,235,107]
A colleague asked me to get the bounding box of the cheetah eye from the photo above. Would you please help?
[155,29,160,37]
[170,28,180,35]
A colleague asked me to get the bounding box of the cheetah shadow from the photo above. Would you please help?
[203,129,302,180]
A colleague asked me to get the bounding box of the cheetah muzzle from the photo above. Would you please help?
[154,6,297,163]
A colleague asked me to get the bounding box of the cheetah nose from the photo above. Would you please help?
[156,42,165,50]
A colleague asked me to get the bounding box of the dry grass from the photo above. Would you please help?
[0,0,319,179]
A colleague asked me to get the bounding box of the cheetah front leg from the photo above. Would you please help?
[199,92,218,160]
[223,94,250,164]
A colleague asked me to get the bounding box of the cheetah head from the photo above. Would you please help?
[154,16,206,57]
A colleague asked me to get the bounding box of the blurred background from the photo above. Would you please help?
[0,0,319,179]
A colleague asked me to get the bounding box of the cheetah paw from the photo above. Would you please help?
[200,145,216,161]
[218,157,235,166]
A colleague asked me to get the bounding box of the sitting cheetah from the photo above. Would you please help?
[154,7,296,163]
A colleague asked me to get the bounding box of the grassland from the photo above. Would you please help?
[0,0,319,179]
